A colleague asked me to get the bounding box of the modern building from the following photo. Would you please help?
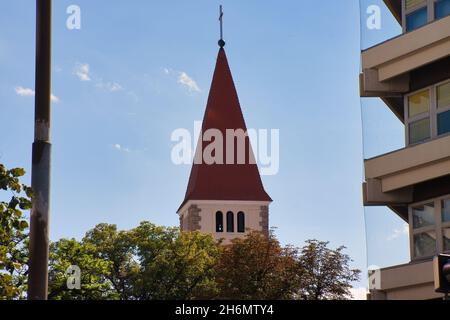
[177,39,272,244]
[361,0,450,299]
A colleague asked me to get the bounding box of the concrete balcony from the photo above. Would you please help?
[364,136,450,205]
[361,15,450,95]
[370,259,444,300]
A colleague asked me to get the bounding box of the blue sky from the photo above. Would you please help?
[0,0,411,290]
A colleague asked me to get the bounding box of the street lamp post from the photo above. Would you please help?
[28,0,52,300]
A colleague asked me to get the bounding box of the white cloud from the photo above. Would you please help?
[113,144,130,153]
[74,63,91,81]
[74,62,124,93]
[15,86,60,103]
[163,68,201,93]
[177,72,201,92]
[350,287,368,300]
[387,224,409,241]
[15,86,35,97]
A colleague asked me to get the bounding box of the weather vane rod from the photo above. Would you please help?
[218,5,225,47]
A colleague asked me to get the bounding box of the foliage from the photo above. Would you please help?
[214,231,300,300]
[296,240,360,300]
[0,165,32,300]
[82,223,139,300]
[48,239,115,300]
[131,222,221,300]
[49,222,220,300]
[214,233,360,300]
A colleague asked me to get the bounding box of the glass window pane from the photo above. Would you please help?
[444,228,450,252]
[406,0,426,11]
[437,82,450,109]
[435,0,450,20]
[226,211,234,232]
[414,231,437,257]
[438,110,450,136]
[409,118,430,144]
[237,212,245,233]
[442,199,450,223]
[412,203,435,229]
[216,211,223,233]
[406,7,428,31]
[408,90,430,117]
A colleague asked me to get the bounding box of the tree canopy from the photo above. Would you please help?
[48,222,220,300]
[45,228,360,300]
[297,240,360,300]
[0,165,32,300]
[0,163,360,300]
[214,231,300,300]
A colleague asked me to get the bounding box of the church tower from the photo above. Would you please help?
[177,11,272,243]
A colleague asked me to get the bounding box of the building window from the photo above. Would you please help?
[442,199,450,251]
[409,118,431,144]
[405,80,450,145]
[406,89,431,144]
[408,90,430,117]
[437,111,450,135]
[237,211,245,233]
[435,0,450,19]
[216,211,223,233]
[413,231,437,257]
[409,196,450,259]
[406,0,427,10]
[442,199,450,222]
[406,6,428,31]
[437,82,450,135]
[437,81,450,109]
[226,211,234,232]
[411,203,437,258]
[444,228,450,251]
[403,0,450,32]
[412,203,435,228]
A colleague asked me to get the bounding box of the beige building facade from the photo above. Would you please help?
[178,200,270,244]
[361,0,450,300]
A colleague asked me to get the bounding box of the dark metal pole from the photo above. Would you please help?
[28,0,52,300]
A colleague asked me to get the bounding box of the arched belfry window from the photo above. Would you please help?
[237,211,245,233]
[216,211,223,233]
[226,211,234,233]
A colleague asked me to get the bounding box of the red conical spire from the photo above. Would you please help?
[178,48,272,211]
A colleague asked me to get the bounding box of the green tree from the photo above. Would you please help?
[214,231,300,300]
[82,223,140,300]
[128,222,220,300]
[296,240,360,300]
[65,222,221,300]
[48,238,115,300]
[0,164,32,300]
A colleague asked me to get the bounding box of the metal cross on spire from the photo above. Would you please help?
[218,5,225,47]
